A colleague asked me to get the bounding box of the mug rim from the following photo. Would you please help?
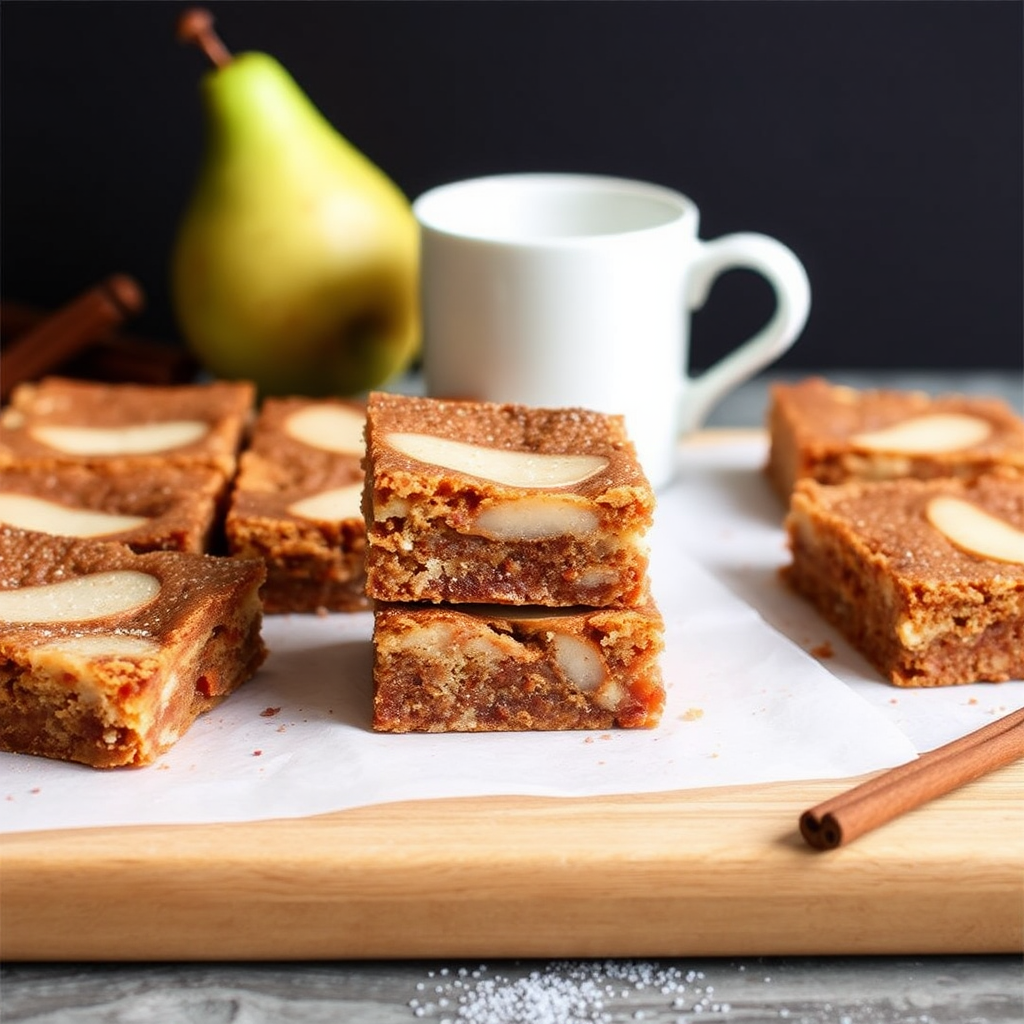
[413,172,697,243]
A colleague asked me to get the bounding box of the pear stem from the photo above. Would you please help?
[177,8,233,68]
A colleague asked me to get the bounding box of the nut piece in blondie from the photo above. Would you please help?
[0,527,267,767]
[783,476,1024,687]
[363,392,655,607]
[766,377,1024,500]
[0,464,225,553]
[372,599,665,732]
[226,397,368,613]
[0,377,255,479]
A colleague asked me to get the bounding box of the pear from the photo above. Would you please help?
[171,9,420,396]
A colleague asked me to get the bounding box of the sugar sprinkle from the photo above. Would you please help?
[405,960,948,1024]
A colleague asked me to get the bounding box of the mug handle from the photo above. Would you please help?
[680,232,811,433]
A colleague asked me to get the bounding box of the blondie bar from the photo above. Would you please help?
[372,599,665,732]
[784,476,1024,686]
[0,464,225,553]
[226,397,368,613]
[766,377,1024,500]
[0,377,255,479]
[0,527,267,767]
[363,392,655,607]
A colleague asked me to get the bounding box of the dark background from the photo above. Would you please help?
[2,0,1021,373]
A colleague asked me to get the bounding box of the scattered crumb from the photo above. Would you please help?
[30,787,40,795]
[252,749,263,757]
[889,698,899,705]
[968,698,978,705]
[809,641,834,659]
[583,736,594,744]
[681,707,704,722]
[260,706,282,718]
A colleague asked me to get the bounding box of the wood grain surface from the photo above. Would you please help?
[2,760,1020,961]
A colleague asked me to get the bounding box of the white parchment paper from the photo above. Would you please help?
[670,433,1024,749]
[8,432,1009,835]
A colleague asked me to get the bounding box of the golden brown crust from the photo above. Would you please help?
[766,377,1024,500]
[366,391,649,495]
[0,463,225,553]
[0,376,255,478]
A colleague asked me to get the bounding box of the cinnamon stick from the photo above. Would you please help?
[1,275,144,401]
[1,299,197,387]
[800,705,1024,850]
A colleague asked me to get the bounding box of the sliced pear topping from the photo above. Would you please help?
[30,421,209,456]
[0,493,148,538]
[385,432,608,488]
[287,483,364,522]
[551,633,607,692]
[851,414,992,453]
[0,571,161,623]
[926,496,1024,564]
[470,497,599,540]
[29,635,161,660]
[284,405,365,454]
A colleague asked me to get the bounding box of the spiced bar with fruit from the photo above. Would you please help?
[766,377,1024,500]
[226,396,369,613]
[783,475,1024,687]
[0,527,267,767]
[362,392,655,608]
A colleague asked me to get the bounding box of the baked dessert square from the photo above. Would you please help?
[783,475,1024,687]
[766,377,1024,500]
[0,463,225,554]
[226,396,369,614]
[363,392,655,607]
[0,527,267,767]
[0,376,255,479]
[372,598,665,732]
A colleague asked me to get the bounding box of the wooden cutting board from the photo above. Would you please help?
[2,760,1021,960]
[2,428,1021,959]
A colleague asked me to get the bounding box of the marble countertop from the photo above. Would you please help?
[3,369,1022,1024]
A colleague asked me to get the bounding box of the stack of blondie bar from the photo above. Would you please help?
[767,378,1024,688]
[361,391,666,732]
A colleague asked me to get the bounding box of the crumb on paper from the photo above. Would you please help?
[260,706,281,718]
[681,707,704,722]
[968,697,978,705]
[253,749,263,757]
[810,641,834,659]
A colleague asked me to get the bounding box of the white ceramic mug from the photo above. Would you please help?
[413,173,811,489]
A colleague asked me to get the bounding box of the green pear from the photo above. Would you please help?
[171,9,419,396]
